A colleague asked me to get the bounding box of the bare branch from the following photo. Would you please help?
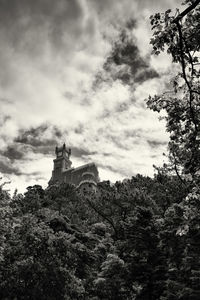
[83,194,119,238]
[172,151,186,185]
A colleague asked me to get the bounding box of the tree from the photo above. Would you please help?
[147,1,200,299]
[45,183,77,216]
[0,209,109,299]
[0,185,12,263]
[147,0,200,184]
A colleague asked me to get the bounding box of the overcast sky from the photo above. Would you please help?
[0,0,183,193]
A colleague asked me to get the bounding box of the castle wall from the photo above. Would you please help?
[49,145,99,189]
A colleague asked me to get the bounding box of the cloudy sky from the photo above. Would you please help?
[0,0,183,193]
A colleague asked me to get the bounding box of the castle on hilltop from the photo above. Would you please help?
[48,144,99,191]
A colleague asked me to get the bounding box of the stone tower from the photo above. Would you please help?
[51,143,72,183]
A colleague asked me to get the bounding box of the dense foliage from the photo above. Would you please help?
[0,174,193,300]
[0,1,200,299]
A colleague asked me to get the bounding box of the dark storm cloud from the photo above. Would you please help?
[14,125,97,159]
[0,0,84,54]
[9,124,65,159]
[0,142,43,162]
[15,125,62,147]
[0,159,21,175]
[94,24,159,88]
[13,124,97,160]
[15,126,49,146]
[1,146,24,161]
